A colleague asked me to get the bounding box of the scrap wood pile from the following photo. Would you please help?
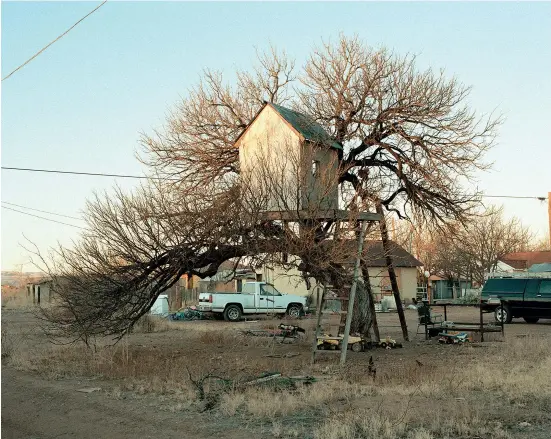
[188,369,319,411]
[168,306,212,321]
[241,323,306,341]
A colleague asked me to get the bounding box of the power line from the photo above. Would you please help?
[1,166,547,200]
[480,195,547,200]
[1,166,176,181]
[1,205,87,230]
[1,201,83,221]
[2,1,108,82]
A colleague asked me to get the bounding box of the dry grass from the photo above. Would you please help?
[3,311,551,438]
[2,291,34,309]
[133,314,171,333]
[314,411,510,439]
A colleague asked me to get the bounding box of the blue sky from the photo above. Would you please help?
[2,1,550,271]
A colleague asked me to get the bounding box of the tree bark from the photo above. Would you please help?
[360,262,380,341]
[376,202,409,341]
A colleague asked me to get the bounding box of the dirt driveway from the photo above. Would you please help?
[1,367,251,439]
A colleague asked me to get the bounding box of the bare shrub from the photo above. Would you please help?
[133,314,170,333]
[1,326,14,361]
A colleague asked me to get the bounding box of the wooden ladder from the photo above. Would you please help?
[311,287,351,362]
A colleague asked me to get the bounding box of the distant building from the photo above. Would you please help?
[165,260,256,310]
[26,278,53,305]
[497,251,551,272]
[254,240,423,304]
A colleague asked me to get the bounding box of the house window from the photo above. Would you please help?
[282,252,289,264]
[312,160,320,177]
[256,273,263,282]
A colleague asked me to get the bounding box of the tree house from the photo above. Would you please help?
[236,102,341,213]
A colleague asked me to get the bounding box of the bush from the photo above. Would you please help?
[453,293,480,304]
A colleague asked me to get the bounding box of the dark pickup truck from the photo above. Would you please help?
[480,276,551,323]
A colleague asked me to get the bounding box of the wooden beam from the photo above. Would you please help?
[260,210,381,222]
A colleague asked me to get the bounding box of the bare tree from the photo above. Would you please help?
[394,205,533,287]
[42,35,499,340]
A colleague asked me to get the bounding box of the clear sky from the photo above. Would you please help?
[1,1,550,271]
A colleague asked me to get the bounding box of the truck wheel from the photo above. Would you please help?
[495,305,512,324]
[523,317,539,324]
[224,305,242,322]
[351,342,363,353]
[286,305,302,319]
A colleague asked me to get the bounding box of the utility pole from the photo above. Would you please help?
[548,192,551,248]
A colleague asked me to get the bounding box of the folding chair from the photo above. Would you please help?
[415,304,443,337]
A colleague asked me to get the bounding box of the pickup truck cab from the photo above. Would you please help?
[198,282,308,321]
[480,275,551,323]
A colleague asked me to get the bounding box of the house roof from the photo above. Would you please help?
[499,251,551,270]
[361,240,423,267]
[528,263,551,273]
[235,102,342,151]
[269,103,342,150]
[323,240,423,268]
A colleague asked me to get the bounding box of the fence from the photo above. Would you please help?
[166,287,199,311]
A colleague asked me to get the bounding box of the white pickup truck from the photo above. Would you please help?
[198,282,308,321]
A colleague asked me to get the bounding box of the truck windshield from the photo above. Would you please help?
[260,284,282,296]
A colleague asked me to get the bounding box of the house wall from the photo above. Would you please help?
[257,261,419,304]
[366,267,418,302]
[32,283,51,305]
[302,142,339,210]
[238,105,338,211]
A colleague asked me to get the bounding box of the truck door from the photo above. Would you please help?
[523,279,541,317]
[535,280,551,318]
[259,284,285,313]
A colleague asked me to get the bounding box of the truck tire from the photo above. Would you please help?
[286,304,302,319]
[224,305,242,322]
[523,317,539,324]
[494,304,512,324]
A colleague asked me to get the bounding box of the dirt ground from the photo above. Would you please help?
[2,307,551,439]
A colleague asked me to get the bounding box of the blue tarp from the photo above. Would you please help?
[528,263,551,272]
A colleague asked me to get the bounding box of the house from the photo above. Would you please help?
[165,260,256,310]
[236,102,341,212]
[26,278,53,305]
[497,251,551,272]
[255,240,423,304]
[196,261,256,293]
[428,275,473,301]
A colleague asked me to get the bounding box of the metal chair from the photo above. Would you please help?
[415,304,443,337]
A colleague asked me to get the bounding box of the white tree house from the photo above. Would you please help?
[236,102,341,214]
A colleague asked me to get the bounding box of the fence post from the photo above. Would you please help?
[480,302,484,342]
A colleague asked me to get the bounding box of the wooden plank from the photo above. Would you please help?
[260,210,381,222]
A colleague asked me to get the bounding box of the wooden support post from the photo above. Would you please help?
[340,221,368,365]
[311,284,327,364]
[376,202,409,341]
[424,305,429,340]
[480,302,484,342]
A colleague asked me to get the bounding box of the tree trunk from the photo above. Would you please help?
[376,202,409,341]
[349,225,380,341]
[360,262,380,341]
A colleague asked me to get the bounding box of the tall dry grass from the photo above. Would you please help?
[3,314,550,438]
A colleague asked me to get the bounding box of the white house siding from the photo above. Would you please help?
[238,105,303,212]
[255,262,419,304]
[301,141,339,210]
[238,105,339,212]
